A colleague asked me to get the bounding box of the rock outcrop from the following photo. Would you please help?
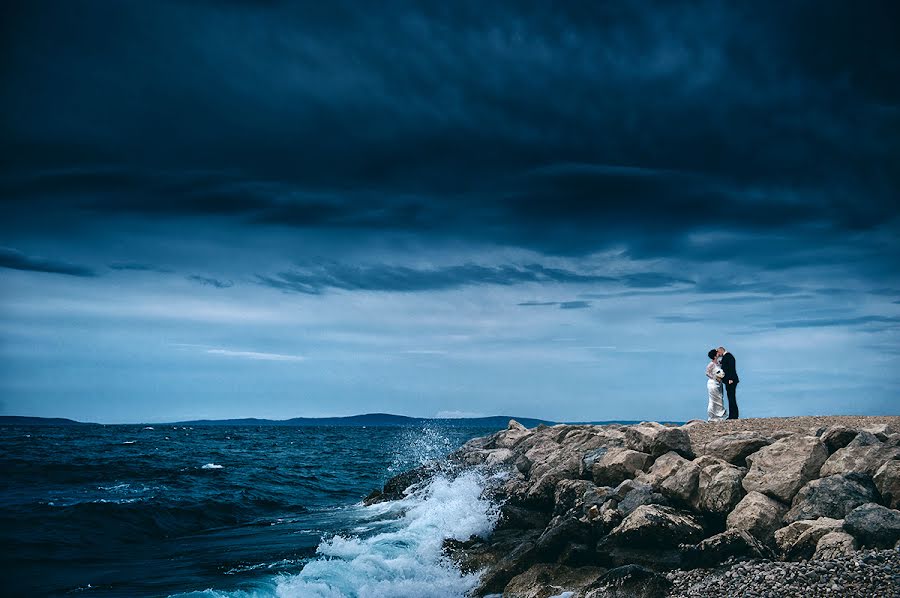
[742,435,829,503]
[369,416,900,597]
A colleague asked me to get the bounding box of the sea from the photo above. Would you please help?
[0,424,504,597]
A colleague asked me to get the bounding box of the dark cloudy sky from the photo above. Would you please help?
[1,1,898,423]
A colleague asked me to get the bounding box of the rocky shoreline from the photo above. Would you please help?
[367,416,900,597]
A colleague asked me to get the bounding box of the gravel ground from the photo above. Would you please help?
[667,548,900,597]
[681,415,900,449]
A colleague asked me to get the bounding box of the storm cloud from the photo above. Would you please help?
[1,1,897,422]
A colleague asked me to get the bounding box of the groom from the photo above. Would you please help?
[717,346,739,419]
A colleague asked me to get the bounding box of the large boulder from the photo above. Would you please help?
[592,448,653,487]
[695,455,746,514]
[819,431,900,478]
[616,481,670,516]
[844,502,900,548]
[742,435,828,503]
[626,422,694,458]
[503,564,606,598]
[683,529,771,567]
[874,460,900,509]
[639,451,700,506]
[492,419,533,448]
[726,491,789,544]
[783,473,878,523]
[511,427,613,507]
[554,479,599,517]
[605,504,704,548]
[820,425,858,453]
[702,432,772,466]
[532,515,592,561]
[583,564,672,598]
[774,517,844,559]
[495,504,552,532]
[813,531,857,560]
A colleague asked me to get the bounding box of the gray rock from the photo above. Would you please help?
[819,431,900,478]
[695,455,746,514]
[844,502,900,548]
[742,435,829,503]
[726,490,789,543]
[617,481,670,516]
[554,478,598,516]
[684,528,772,567]
[496,504,552,531]
[784,473,877,523]
[583,564,672,598]
[606,504,704,548]
[820,425,859,453]
[774,517,844,559]
[533,515,591,561]
[812,531,857,560]
[702,432,772,466]
[592,448,653,487]
[626,422,694,458]
[862,423,898,441]
[874,460,900,509]
[503,564,606,598]
[639,451,700,506]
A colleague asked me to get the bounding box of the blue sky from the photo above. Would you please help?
[1,1,898,423]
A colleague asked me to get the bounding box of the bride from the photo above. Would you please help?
[706,348,727,421]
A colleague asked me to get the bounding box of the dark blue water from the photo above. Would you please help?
[0,424,499,597]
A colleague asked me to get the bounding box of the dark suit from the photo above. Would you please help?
[721,352,739,419]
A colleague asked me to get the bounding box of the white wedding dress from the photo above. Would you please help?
[706,361,726,421]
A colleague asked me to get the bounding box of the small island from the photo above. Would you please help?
[369,415,900,597]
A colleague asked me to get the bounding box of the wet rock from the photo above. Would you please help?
[844,502,900,548]
[605,505,704,548]
[365,463,436,504]
[503,563,606,598]
[583,564,672,598]
[784,473,878,523]
[695,455,746,514]
[591,448,653,487]
[819,431,900,478]
[742,435,828,503]
[775,517,844,560]
[702,432,772,466]
[626,422,694,458]
[473,538,541,595]
[683,528,772,567]
[813,530,857,560]
[874,460,900,509]
[726,490,789,544]
[496,504,552,531]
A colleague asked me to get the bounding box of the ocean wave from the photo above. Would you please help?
[273,469,499,598]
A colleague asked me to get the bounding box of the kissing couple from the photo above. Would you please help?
[706,346,740,421]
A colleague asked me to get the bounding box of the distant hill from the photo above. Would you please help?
[170,413,556,428]
[0,413,555,428]
[0,416,94,426]
[0,413,666,428]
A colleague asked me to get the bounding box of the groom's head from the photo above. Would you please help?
[717,346,726,357]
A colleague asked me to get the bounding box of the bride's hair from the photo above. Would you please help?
[708,349,718,360]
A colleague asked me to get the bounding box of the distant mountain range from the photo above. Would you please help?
[0,413,647,428]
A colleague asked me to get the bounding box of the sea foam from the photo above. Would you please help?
[273,469,498,597]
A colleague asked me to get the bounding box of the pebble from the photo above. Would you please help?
[667,548,900,597]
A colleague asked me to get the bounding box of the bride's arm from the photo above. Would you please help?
[705,362,716,380]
